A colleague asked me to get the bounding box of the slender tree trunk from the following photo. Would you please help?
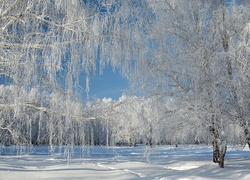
[209,125,227,168]
[204,52,226,167]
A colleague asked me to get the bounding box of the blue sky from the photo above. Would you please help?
[82,66,129,101]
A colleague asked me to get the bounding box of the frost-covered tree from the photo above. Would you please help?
[0,0,153,147]
[124,0,250,167]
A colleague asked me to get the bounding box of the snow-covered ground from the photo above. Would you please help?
[0,145,249,180]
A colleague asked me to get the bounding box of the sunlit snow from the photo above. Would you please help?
[0,145,249,180]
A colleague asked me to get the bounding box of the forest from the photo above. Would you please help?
[0,0,249,168]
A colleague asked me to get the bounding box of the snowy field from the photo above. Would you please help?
[0,145,249,180]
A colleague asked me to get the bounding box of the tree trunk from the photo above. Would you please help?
[203,52,226,167]
[209,126,227,168]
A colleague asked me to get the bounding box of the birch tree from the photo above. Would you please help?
[125,0,250,167]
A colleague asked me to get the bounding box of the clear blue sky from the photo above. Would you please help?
[82,66,129,101]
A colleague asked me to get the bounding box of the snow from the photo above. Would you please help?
[0,145,249,180]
